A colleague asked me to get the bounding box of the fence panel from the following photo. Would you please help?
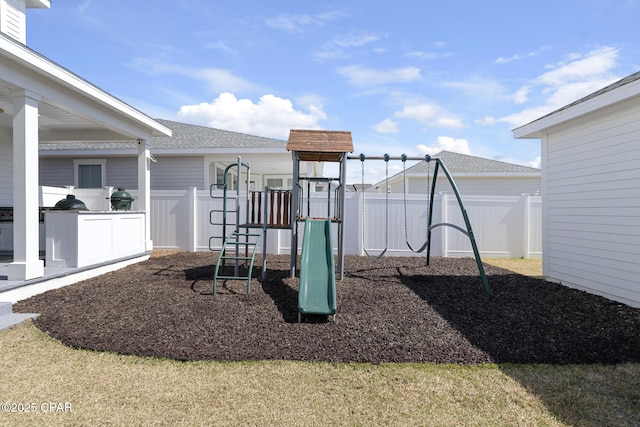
[149,190,191,250]
[161,190,541,258]
[49,187,541,258]
[442,194,523,258]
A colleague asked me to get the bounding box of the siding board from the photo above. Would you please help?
[150,156,204,190]
[543,98,640,306]
[39,158,75,187]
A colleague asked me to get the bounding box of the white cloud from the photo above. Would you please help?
[476,116,497,126]
[438,77,508,105]
[333,32,381,48]
[177,92,326,139]
[530,157,541,169]
[494,46,551,64]
[394,104,438,121]
[315,32,383,61]
[404,51,439,60]
[128,57,262,94]
[417,136,472,156]
[511,86,530,104]
[373,118,399,134]
[204,41,234,54]
[393,103,464,129]
[430,116,465,128]
[499,46,622,128]
[265,14,320,32]
[337,65,421,87]
[192,68,261,93]
[536,46,618,85]
[265,11,345,32]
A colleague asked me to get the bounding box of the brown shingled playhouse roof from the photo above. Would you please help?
[286,129,354,162]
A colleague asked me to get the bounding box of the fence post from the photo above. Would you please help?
[188,187,197,252]
[522,194,531,259]
[440,193,448,257]
[104,187,113,211]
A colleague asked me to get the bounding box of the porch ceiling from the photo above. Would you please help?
[0,34,171,142]
[0,90,130,142]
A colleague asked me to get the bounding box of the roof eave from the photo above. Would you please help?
[26,0,51,8]
[513,75,640,139]
[395,172,540,180]
[39,147,289,157]
[0,34,171,139]
[155,147,287,155]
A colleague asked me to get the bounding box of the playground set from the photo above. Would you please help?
[209,130,489,322]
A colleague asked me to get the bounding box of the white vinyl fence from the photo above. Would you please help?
[42,186,540,258]
[144,189,541,259]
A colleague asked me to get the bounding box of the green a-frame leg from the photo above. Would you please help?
[425,157,491,294]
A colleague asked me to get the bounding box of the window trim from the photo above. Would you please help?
[264,175,293,190]
[73,159,106,189]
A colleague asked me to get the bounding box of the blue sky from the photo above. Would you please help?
[26,0,640,182]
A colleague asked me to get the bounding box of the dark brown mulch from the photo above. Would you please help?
[13,253,640,364]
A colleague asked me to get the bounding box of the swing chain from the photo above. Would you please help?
[401,154,430,253]
[359,153,389,258]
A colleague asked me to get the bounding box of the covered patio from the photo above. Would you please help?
[0,32,171,287]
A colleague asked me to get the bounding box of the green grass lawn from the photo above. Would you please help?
[1,322,638,426]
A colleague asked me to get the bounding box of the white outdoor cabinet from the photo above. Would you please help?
[45,211,146,268]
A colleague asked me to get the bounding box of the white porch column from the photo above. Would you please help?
[137,140,153,251]
[8,90,44,280]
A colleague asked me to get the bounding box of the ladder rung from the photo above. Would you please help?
[216,275,251,280]
[221,256,253,261]
[225,242,260,246]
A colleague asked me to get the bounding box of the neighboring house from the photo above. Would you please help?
[0,1,171,281]
[39,119,323,192]
[370,150,541,196]
[514,71,640,308]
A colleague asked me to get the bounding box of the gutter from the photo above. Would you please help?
[0,33,171,138]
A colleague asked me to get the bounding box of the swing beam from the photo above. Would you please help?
[347,154,491,294]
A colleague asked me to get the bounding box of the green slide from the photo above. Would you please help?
[298,219,337,320]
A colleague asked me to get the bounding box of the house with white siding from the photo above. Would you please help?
[1,0,171,284]
[38,119,321,193]
[514,71,640,308]
[373,150,541,196]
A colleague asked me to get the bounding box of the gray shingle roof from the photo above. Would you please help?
[39,119,287,151]
[152,119,287,149]
[404,150,540,175]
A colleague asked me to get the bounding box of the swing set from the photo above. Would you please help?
[349,154,491,294]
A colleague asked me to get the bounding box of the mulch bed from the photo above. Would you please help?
[13,253,640,364]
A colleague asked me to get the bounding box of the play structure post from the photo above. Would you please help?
[290,151,300,278]
[338,152,347,279]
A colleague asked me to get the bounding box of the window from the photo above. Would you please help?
[266,178,283,189]
[215,166,238,191]
[74,159,106,189]
[266,176,293,190]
